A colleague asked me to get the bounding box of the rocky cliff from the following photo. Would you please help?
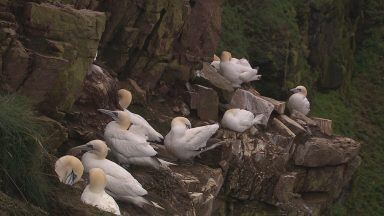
[0,0,362,215]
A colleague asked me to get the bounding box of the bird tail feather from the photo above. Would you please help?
[158,158,177,166]
[200,140,227,153]
[239,70,261,82]
[121,196,164,209]
[252,114,265,125]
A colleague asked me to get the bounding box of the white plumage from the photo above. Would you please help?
[287,85,310,115]
[124,109,164,142]
[164,117,220,160]
[211,58,252,71]
[211,60,220,70]
[219,51,261,87]
[81,168,121,215]
[71,140,151,208]
[81,185,121,215]
[118,89,163,142]
[221,109,264,132]
[99,109,172,169]
[233,58,252,68]
[54,155,84,186]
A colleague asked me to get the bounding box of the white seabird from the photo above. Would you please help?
[211,53,252,71]
[221,109,265,132]
[98,109,174,169]
[118,89,164,142]
[211,54,221,70]
[55,155,84,185]
[164,117,221,161]
[81,168,121,215]
[287,85,310,116]
[70,140,159,208]
[219,51,261,87]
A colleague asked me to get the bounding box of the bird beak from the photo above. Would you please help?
[69,143,94,154]
[98,109,119,121]
[290,88,299,93]
[64,171,77,185]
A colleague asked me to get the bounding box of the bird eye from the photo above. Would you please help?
[185,124,191,129]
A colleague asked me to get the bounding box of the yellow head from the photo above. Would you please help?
[213,54,220,61]
[55,155,84,185]
[290,85,308,97]
[220,51,232,62]
[98,109,131,130]
[88,140,109,159]
[70,140,110,159]
[89,168,107,193]
[118,89,132,109]
[171,117,192,129]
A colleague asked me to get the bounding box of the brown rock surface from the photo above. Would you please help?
[294,137,361,167]
[189,84,219,121]
[192,62,234,102]
[230,89,274,125]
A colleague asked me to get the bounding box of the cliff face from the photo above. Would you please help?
[1,0,221,115]
[0,0,364,216]
[218,0,361,98]
[219,0,384,215]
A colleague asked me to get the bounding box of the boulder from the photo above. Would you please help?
[294,137,361,167]
[290,110,316,126]
[295,166,345,199]
[76,64,118,110]
[189,84,219,121]
[36,116,68,152]
[343,156,362,185]
[312,117,332,136]
[230,89,274,125]
[2,39,29,92]
[260,96,286,114]
[16,2,106,113]
[271,118,296,138]
[66,64,118,144]
[222,132,289,200]
[172,165,223,216]
[192,62,234,102]
[278,115,307,135]
[274,172,298,203]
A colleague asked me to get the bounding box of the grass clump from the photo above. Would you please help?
[0,95,48,208]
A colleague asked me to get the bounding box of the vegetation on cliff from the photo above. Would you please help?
[218,0,383,214]
[0,95,48,208]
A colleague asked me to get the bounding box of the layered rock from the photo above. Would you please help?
[294,137,360,167]
[95,0,221,90]
[0,1,362,216]
[1,2,106,115]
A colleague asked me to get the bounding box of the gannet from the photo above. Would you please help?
[221,109,265,132]
[81,168,121,215]
[211,54,221,70]
[118,89,164,142]
[219,51,261,87]
[287,85,310,115]
[55,155,84,185]
[70,140,156,208]
[164,117,220,161]
[98,109,174,169]
[211,53,252,71]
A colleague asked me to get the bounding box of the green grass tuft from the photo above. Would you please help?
[0,95,48,208]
